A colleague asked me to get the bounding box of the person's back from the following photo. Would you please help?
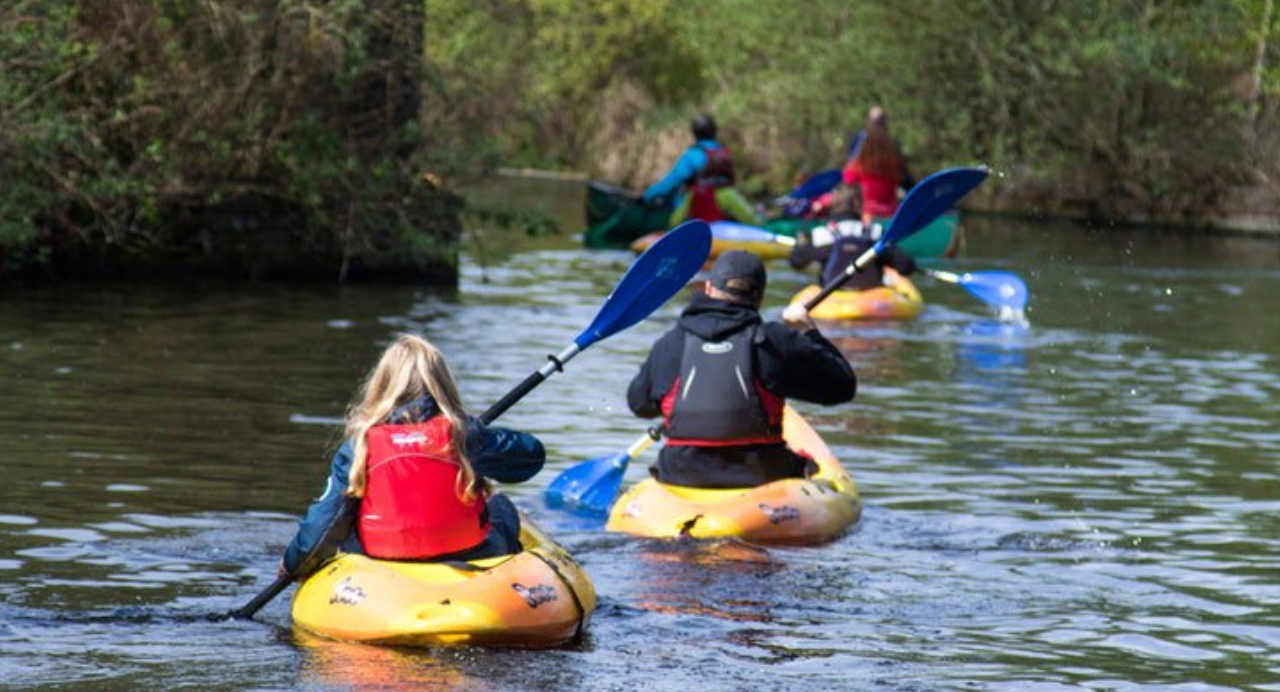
[842,124,906,223]
[627,252,855,488]
[787,226,917,291]
[281,335,545,577]
[643,114,762,225]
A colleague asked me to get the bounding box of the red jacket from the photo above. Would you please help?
[358,418,489,559]
[842,162,902,219]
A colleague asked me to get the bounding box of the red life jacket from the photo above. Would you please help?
[661,325,785,447]
[687,144,736,222]
[695,144,736,187]
[357,418,489,559]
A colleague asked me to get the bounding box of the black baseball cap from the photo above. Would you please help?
[708,250,766,303]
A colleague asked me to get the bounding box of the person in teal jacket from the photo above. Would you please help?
[643,114,762,225]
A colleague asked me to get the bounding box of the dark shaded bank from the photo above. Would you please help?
[0,1,462,285]
[8,187,464,285]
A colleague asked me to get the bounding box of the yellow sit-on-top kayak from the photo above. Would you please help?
[629,221,794,263]
[605,407,861,544]
[789,269,924,321]
[290,515,595,648]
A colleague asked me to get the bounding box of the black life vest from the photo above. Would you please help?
[660,325,785,446]
[822,234,885,290]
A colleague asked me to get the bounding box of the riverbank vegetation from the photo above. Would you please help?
[1,1,461,282]
[1,2,1275,282]
[428,0,1278,227]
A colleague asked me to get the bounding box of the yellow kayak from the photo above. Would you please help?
[629,221,794,262]
[291,515,595,648]
[789,269,924,321]
[605,407,861,545]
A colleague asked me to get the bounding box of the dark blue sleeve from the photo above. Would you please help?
[467,422,545,484]
[282,440,359,574]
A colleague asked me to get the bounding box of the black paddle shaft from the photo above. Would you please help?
[226,576,289,620]
[225,497,359,620]
[480,343,582,424]
[801,247,880,311]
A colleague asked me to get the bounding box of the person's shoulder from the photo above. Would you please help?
[759,320,803,344]
[328,438,357,471]
[655,324,687,346]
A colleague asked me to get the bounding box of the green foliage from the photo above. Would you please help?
[425,0,703,169]
[3,0,1275,270]
[427,0,1277,221]
[0,0,461,280]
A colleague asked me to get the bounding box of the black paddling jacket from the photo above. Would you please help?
[788,234,916,291]
[627,294,856,488]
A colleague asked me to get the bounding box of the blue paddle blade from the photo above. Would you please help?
[961,271,1028,310]
[544,451,630,515]
[788,168,842,200]
[574,220,711,350]
[878,166,989,251]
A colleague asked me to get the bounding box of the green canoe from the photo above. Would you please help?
[583,181,672,249]
[764,212,962,258]
[584,179,962,258]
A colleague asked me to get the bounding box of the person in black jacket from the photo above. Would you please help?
[627,251,856,488]
[788,228,917,291]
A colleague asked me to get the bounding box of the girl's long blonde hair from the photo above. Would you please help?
[343,334,478,503]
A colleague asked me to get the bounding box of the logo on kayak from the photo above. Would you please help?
[512,582,558,608]
[758,503,800,525]
[329,576,366,606]
[701,341,733,355]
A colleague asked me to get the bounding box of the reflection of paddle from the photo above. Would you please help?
[546,166,990,515]
[921,268,1028,311]
[226,220,713,621]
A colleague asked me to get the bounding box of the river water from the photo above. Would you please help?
[2,178,1279,691]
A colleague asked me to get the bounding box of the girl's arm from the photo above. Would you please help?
[467,422,546,483]
[282,441,357,574]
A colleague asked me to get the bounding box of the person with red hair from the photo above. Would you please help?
[841,123,912,225]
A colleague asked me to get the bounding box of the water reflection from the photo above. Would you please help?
[628,539,783,623]
[2,209,1280,691]
[295,632,476,692]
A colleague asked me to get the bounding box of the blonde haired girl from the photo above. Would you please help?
[343,334,477,502]
[281,334,545,577]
